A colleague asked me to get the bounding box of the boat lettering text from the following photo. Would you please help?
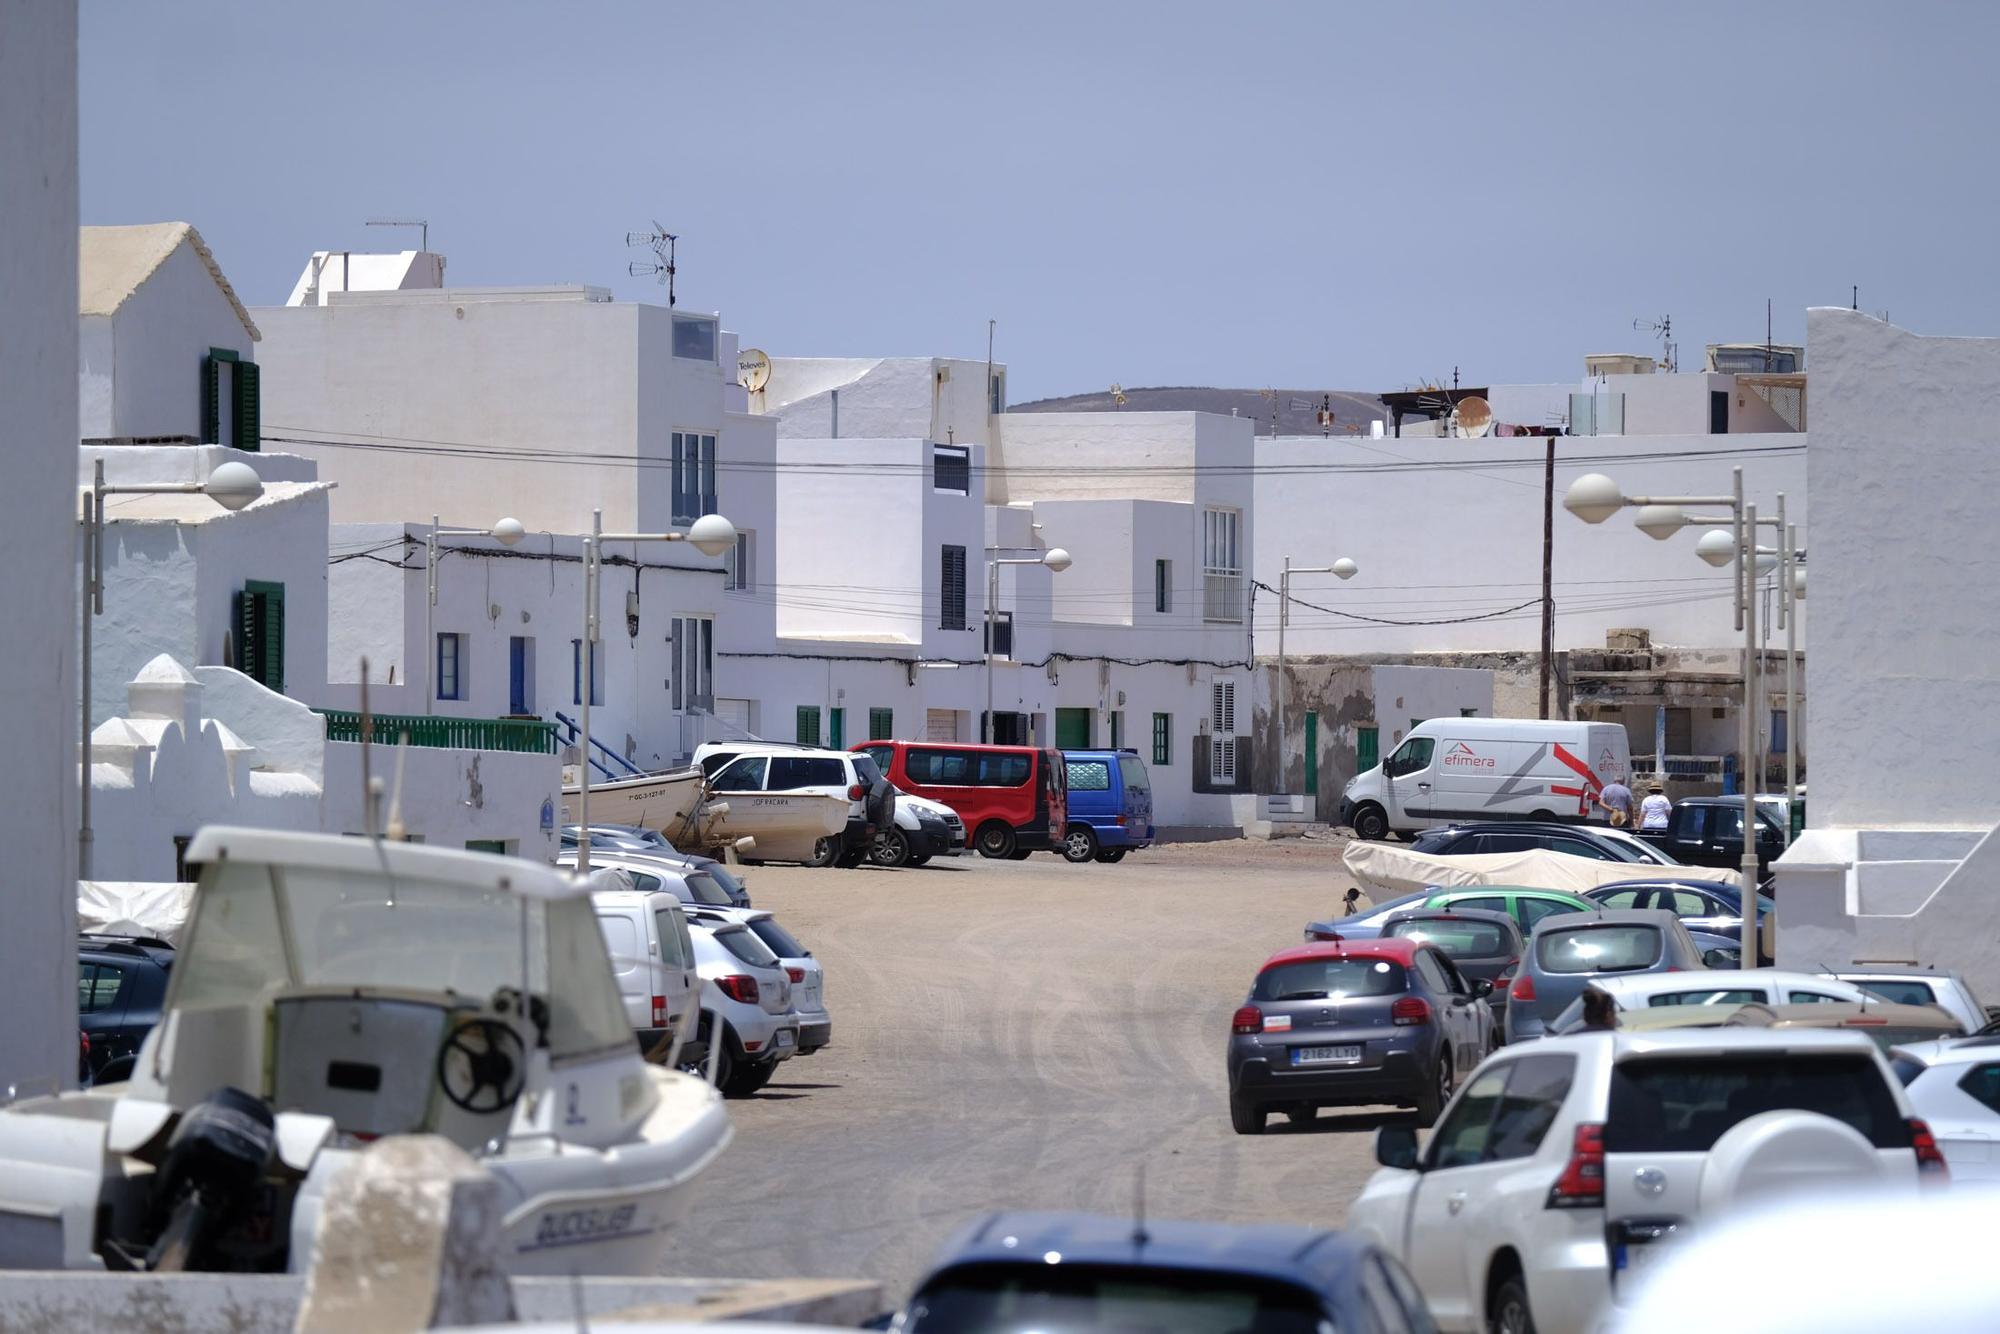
[532,1202,638,1247]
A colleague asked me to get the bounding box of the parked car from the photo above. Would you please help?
[1633,796,1788,878]
[1544,970,1874,1035]
[1825,967,1990,1034]
[891,1211,1437,1334]
[694,742,895,867]
[1410,820,1688,868]
[1057,748,1155,863]
[870,786,964,868]
[77,934,173,1082]
[1727,1000,1965,1051]
[853,739,1067,860]
[1889,1036,2000,1183]
[558,850,745,911]
[563,828,754,906]
[1229,936,1494,1133]
[1347,1028,1946,1334]
[1339,716,1630,841]
[685,914,798,1097]
[1378,908,1522,1047]
[1312,884,1599,943]
[590,881,706,1068]
[1585,878,1773,963]
[686,905,830,1056]
[1505,908,1711,1044]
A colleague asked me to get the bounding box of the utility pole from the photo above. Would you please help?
[1539,438,1556,718]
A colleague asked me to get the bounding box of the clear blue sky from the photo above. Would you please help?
[80,1,2000,402]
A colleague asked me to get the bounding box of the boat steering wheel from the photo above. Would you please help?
[437,1018,527,1114]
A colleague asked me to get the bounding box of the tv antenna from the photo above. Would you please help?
[366,217,429,252]
[1632,314,1677,372]
[626,221,678,307]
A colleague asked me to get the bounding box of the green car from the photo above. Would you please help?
[1308,885,1594,942]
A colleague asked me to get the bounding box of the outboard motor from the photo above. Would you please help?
[143,1087,276,1271]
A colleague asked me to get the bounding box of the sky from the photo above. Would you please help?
[80,1,2000,403]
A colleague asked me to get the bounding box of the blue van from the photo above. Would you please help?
[1059,749,1154,863]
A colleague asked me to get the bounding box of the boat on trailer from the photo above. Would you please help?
[0,826,731,1275]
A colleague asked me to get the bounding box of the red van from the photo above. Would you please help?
[853,741,1066,859]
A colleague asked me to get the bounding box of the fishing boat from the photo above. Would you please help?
[559,763,707,834]
[0,826,731,1276]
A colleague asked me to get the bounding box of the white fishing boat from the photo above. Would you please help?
[562,764,851,864]
[0,826,731,1276]
[559,763,707,834]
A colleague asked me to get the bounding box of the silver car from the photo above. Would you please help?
[1504,907,1710,1043]
[690,906,831,1056]
[687,916,798,1097]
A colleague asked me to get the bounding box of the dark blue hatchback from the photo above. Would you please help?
[893,1211,1435,1333]
[1059,749,1154,863]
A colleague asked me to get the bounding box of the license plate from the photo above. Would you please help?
[1290,1045,1362,1066]
[774,1030,795,1048]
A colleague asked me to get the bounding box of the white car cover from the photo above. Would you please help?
[78,880,196,945]
[1342,841,1742,896]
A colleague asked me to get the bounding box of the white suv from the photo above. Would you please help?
[692,742,893,867]
[1346,1028,1946,1333]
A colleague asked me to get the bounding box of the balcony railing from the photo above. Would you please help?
[318,709,559,755]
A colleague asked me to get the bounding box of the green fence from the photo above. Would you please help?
[318,710,558,755]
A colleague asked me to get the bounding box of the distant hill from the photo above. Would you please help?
[1008,386,1388,436]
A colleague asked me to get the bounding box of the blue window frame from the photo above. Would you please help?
[436,633,464,701]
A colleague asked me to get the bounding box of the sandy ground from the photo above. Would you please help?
[668,835,1403,1306]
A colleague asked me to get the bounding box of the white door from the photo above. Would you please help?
[1404,1063,1511,1327]
[925,708,958,742]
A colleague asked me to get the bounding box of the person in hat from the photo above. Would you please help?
[1639,780,1672,831]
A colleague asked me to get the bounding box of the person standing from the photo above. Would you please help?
[1597,776,1635,827]
[1639,780,1673,831]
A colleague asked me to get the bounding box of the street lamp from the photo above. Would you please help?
[1700,529,1808,853]
[983,547,1071,744]
[573,508,736,873]
[1275,555,1359,794]
[425,514,527,714]
[79,458,265,879]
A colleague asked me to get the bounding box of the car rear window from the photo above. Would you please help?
[1254,957,1407,1002]
[1385,918,1512,957]
[716,926,779,969]
[1853,979,1938,1007]
[1607,1053,1910,1152]
[1536,924,1662,974]
[1121,755,1151,794]
[1648,989,1763,1007]
[904,1263,1325,1334]
[748,918,807,960]
[852,754,883,786]
[682,872,736,907]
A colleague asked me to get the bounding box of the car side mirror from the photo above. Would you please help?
[1702,949,1736,968]
[1472,978,1495,999]
[1376,1125,1421,1171]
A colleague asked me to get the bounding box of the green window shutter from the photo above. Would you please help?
[1152,713,1171,766]
[233,588,254,679]
[240,580,285,691]
[232,361,261,453]
[201,356,222,444]
[1357,726,1380,773]
[796,706,820,745]
[869,707,894,740]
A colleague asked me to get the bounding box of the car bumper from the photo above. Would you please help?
[798,1018,832,1053]
[1338,797,1359,827]
[1091,822,1154,849]
[1523,1233,1614,1331]
[915,822,960,856]
[635,1027,707,1069]
[1229,1049,1428,1107]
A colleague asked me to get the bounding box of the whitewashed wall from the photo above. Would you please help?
[94,239,257,442]
[765,357,999,445]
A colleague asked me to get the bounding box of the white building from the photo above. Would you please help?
[1777,310,2000,993]
[1,0,79,1089]
[762,356,1004,445]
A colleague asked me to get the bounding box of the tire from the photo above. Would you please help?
[1061,825,1099,863]
[1093,848,1127,864]
[708,1037,735,1091]
[1415,1051,1452,1128]
[1489,1273,1537,1334]
[907,851,932,867]
[1350,803,1390,841]
[835,844,869,868]
[1230,1093,1266,1135]
[975,822,1018,859]
[721,1059,775,1098]
[95,1055,136,1084]
[1006,848,1033,861]
[871,825,912,868]
[1529,809,1556,824]
[807,836,839,868]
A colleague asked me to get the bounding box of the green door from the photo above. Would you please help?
[1357,725,1379,774]
[1304,711,1319,794]
[1055,707,1092,750]
[830,707,846,749]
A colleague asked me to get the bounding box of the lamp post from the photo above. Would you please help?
[1275,555,1358,795]
[80,458,265,879]
[573,508,736,873]
[983,547,1072,744]
[1565,468,1763,966]
[424,514,527,713]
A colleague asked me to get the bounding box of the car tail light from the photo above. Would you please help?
[715,975,760,1004]
[1305,928,1344,943]
[650,995,668,1026]
[1910,1118,1950,1181]
[1511,972,1537,1002]
[848,784,866,800]
[785,967,805,983]
[1391,996,1431,1026]
[1546,1122,1607,1208]
[1232,1005,1263,1034]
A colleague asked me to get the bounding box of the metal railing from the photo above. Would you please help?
[553,710,643,779]
[318,709,558,755]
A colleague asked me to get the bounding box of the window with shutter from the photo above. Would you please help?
[869,707,895,741]
[932,445,971,494]
[940,545,967,630]
[796,706,821,745]
[232,361,261,453]
[234,580,285,691]
[1211,679,1235,733]
[1152,713,1171,766]
[1211,735,1236,784]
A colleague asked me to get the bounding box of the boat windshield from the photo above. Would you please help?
[171,860,631,1061]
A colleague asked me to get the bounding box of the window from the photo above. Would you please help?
[1787,990,1848,1004]
[985,610,1013,659]
[1202,507,1242,622]
[711,756,767,792]
[570,639,604,707]
[233,580,285,691]
[988,371,1005,416]
[1154,559,1173,614]
[1536,924,1663,973]
[508,636,535,714]
[1650,989,1762,1007]
[670,431,717,527]
[869,707,894,741]
[1520,896,1582,930]
[78,963,125,1013]
[1545,835,1615,862]
[1384,917,1513,958]
[436,632,465,701]
[1957,1064,2000,1114]
[904,747,1031,787]
[1461,706,1478,717]
[1426,1066,1508,1169]
[1254,958,1407,1002]
[1383,736,1433,778]
[940,545,967,630]
[932,445,970,494]
[670,617,713,712]
[1152,713,1171,766]
[1852,979,1938,1006]
[1709,389,1729,434]
[1595,890,1644,909]
[1209,679,1238,785]
[1485,1054,1578,1162]
[672,314,717,362]
[716,925,778,968]
[200,347,260,452]
[1413,950,1455,994]
[1357,725,1379,772]
[796,706,821,745]
[724,530,754,592]
[1066,760,1111,791]
[1772,708,1788,755]
[1607,1054,1908,1152]
[769,756,846,789]
[654,909,690,970]
[1109,710,1123,750]
[748,917,808,961]
[464,839,508,855]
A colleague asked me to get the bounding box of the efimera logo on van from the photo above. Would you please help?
[1443,742,1495,769]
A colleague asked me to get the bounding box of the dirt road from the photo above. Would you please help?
[669,837,1400,1305]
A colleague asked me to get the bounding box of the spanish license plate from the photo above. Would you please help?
[1291,1045,1362,1066]
[774,1029,795,1049]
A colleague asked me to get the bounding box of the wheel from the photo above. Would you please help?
[1006,848,1032,861]
[1230,1093,1266,1135]
[975,822,1018,859]
[834,844,869,868]
[1415,1051,1452,1128]
[1489,1273,1537,1334]
[1093,848,1127,864]
[95,1055,136,1084]
[1061,825,1099,863]
[707,1036,735,1090]
[871,826,912,867]
[1350,803,1390,841]
[721,1059,775,1098]
[807,836,839,868]
[1529,809,1556,823]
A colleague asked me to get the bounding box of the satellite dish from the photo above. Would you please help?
[1452,396,1493,438]
[737,348,771,393]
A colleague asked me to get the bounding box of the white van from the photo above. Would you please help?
[1338,717,1631,840]
[591,879,704,1067]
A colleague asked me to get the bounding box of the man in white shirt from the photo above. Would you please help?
[1639,780,1673,831]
